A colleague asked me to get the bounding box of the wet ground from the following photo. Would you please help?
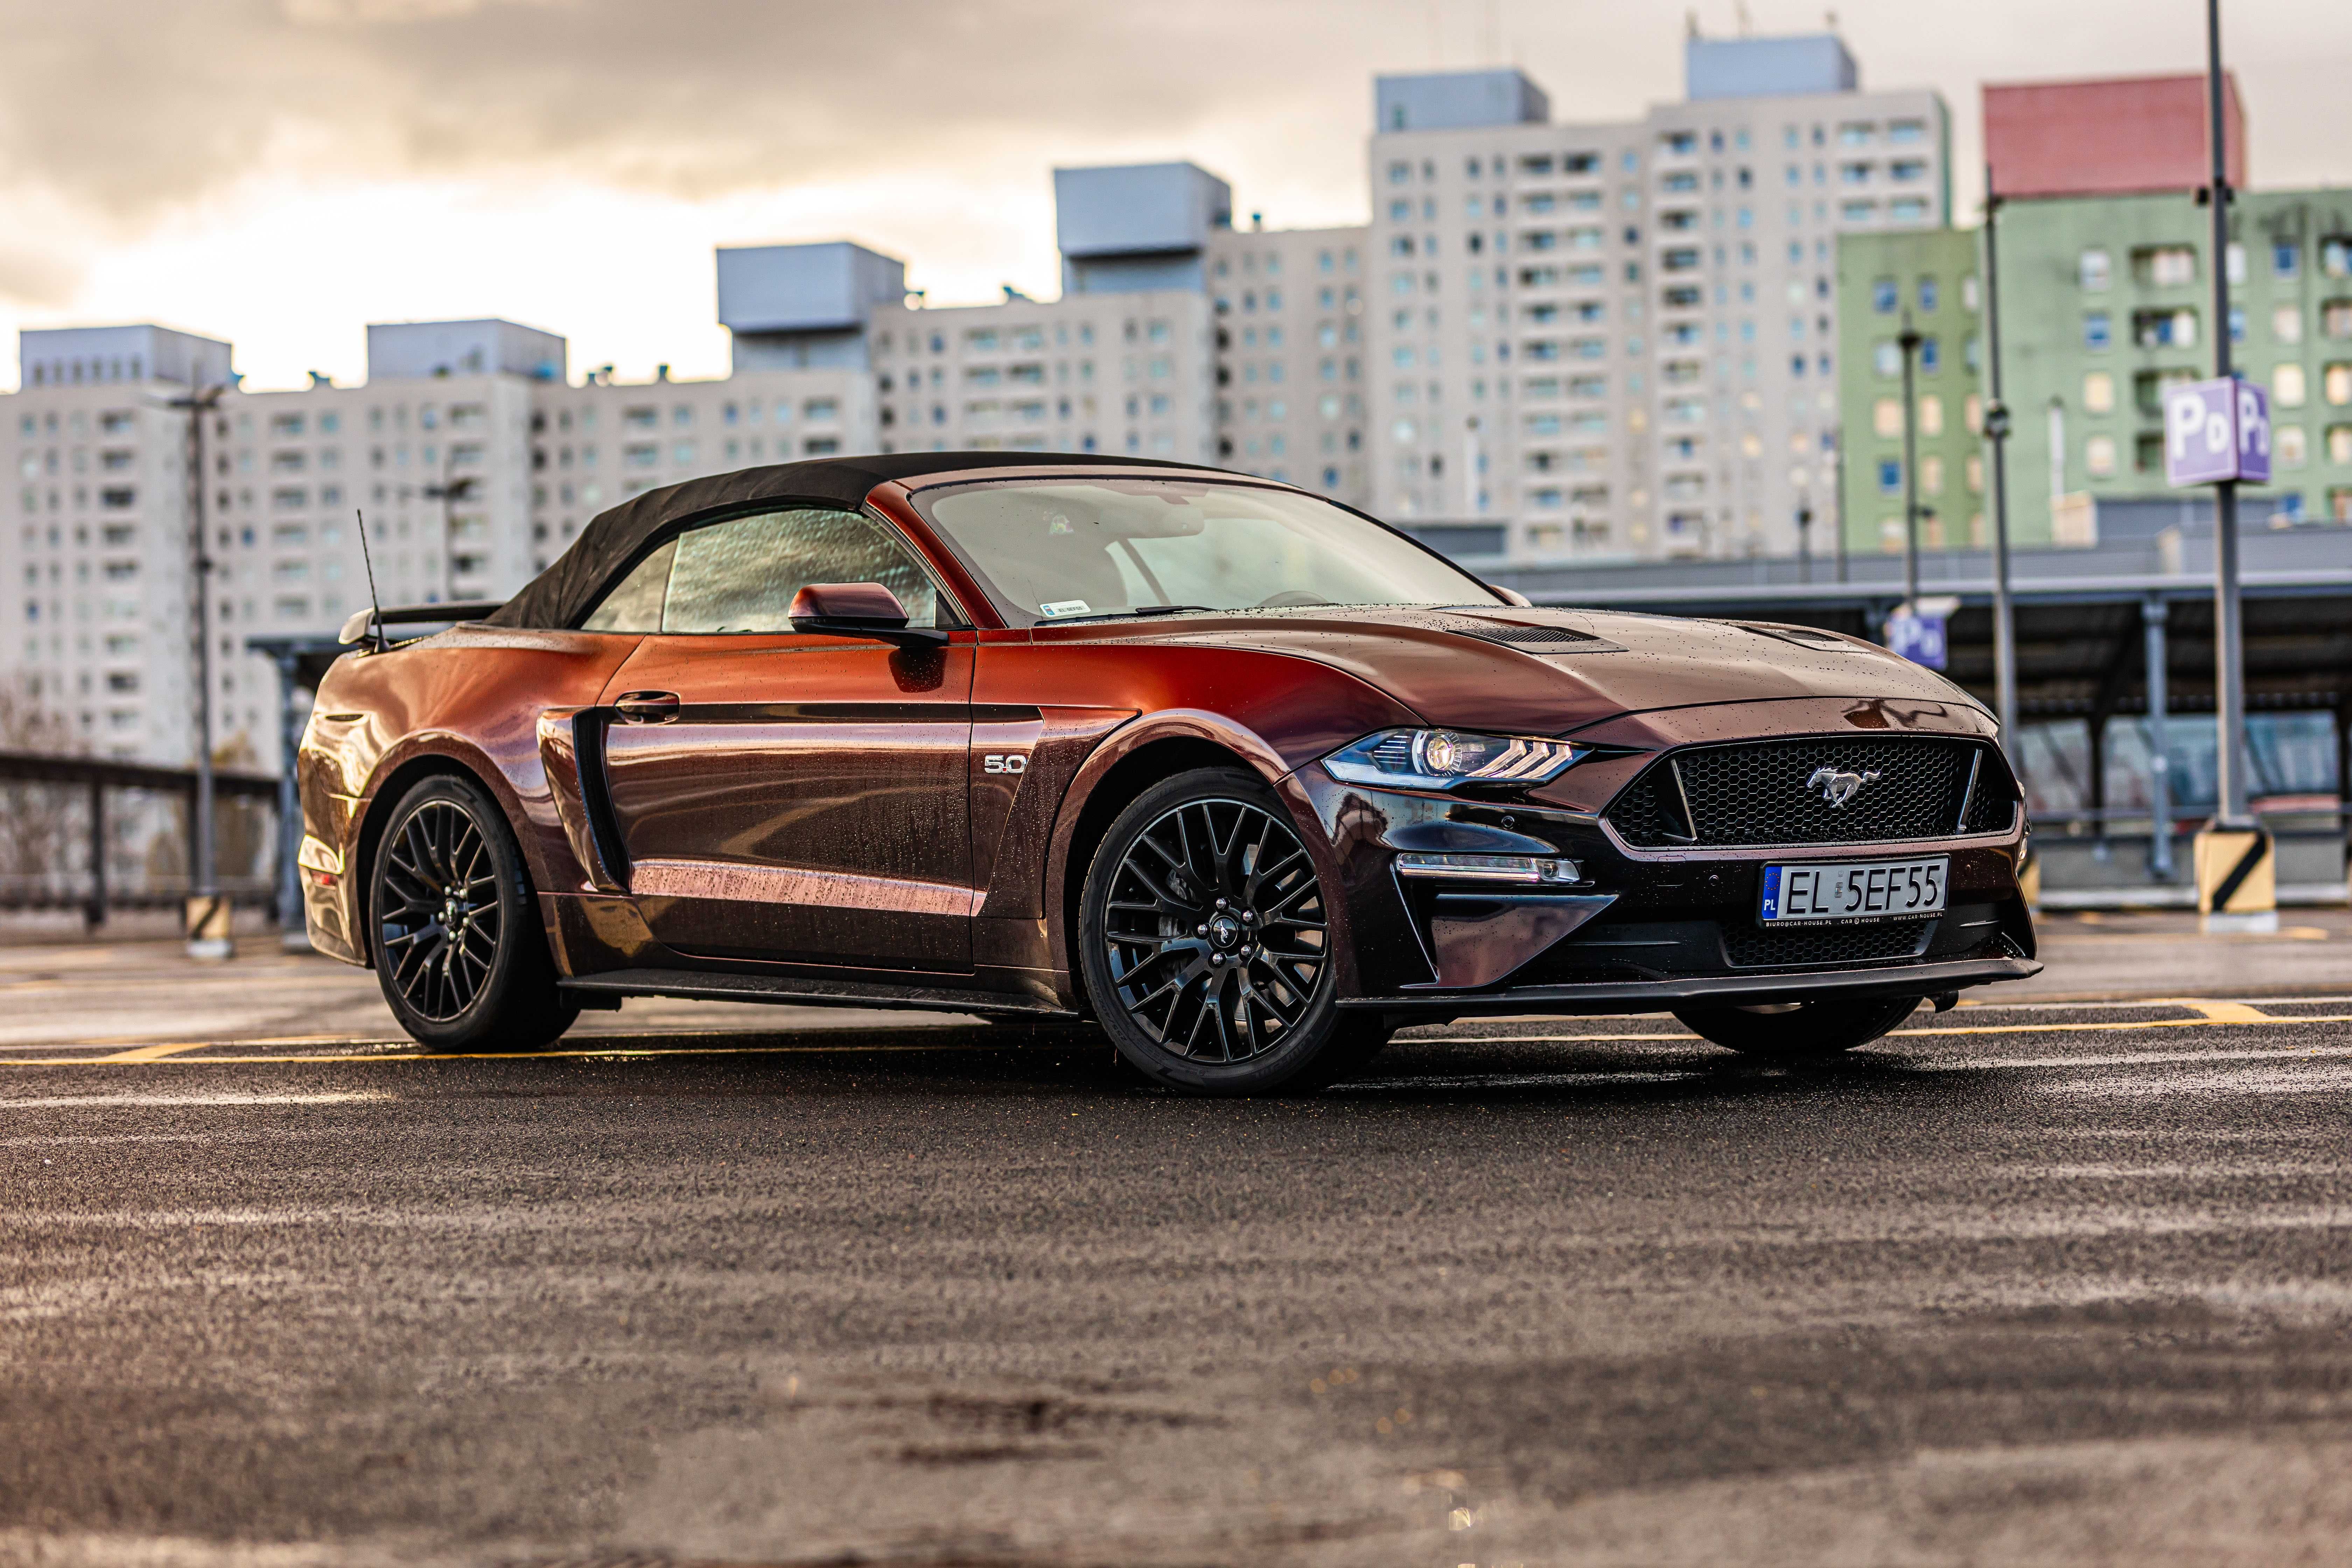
[4,921,2351,1566]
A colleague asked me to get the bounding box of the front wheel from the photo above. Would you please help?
[1673,994,1921,1060]
[368,773,579,1052]
[1078,768,1382,1095]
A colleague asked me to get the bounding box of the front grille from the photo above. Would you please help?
[1607,736,2014,849]
[1722,919,1933,968]
[1962,770,2020,833]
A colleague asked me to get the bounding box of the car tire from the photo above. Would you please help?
[1672,994,1921,1060]
[367,773,579,1052]
[1079,767,1381,1096]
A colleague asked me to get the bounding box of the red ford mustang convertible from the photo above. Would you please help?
[298,453,2037,1092]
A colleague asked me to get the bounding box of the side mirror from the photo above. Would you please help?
[1490,584,1535,608]
[787,582,950,649]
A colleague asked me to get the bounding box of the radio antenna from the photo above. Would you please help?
[355,508,386,651]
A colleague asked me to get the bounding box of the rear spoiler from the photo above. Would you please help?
[338,600,506,648]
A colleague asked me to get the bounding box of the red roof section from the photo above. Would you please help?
[1984,74,2246,200]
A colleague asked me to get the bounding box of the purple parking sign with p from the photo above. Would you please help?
[2164,377,2270,485]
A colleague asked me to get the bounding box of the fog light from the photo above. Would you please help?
[1394,852,1582,884]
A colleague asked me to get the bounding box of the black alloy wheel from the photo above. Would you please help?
[368,774,578,1052]
[1672,994,1923,1060]
[1079,768,1388,1094]
[378,797,500,1022]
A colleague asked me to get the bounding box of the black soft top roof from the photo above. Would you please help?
[485,450,1227,630]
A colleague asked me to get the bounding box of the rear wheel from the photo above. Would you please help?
[1673,994,1921,1060]
[368,774,578,1052]
[1078,768,1383,1095]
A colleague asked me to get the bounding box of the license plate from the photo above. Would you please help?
[1759,856,1948,925]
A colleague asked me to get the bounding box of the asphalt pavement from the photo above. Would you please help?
[4,919,2351,1567]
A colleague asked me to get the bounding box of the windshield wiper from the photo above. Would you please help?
[1046,604,1215,623]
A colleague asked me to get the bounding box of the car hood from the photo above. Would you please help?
[1076,604,1984,736]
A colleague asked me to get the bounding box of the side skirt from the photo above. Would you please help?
[559,967,1082,1020]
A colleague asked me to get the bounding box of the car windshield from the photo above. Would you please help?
[911,477,1497,626]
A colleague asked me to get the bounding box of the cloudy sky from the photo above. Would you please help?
[1,0,2344,391]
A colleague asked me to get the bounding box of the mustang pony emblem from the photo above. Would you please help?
[1805,765,1883,808]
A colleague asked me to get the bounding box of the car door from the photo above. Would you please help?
[586,505,976,972]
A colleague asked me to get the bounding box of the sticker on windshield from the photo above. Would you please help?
[1039,600,1092,618]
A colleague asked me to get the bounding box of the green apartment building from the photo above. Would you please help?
[1835,226,1986,554]
[1839,187,2352,554]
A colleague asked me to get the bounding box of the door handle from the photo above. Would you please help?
[615,691,680,724]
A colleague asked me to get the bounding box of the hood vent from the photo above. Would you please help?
[1722,620,1855,652]
[1449,620,1622,654]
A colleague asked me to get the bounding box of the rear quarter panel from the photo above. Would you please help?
[300,627,643,963]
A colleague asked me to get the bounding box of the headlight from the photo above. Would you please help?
[1323,728,1586,791]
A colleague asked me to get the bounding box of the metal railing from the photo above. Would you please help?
[0,751,279,926]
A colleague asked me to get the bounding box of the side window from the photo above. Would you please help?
[580,539,676,631]
[660,507,950,634]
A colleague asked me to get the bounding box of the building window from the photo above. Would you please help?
[2084,371,2115,413]
[2322,301,2352,339]
[2274,305,2305,344]
[2326,425,2352,464]
[2276,241,2302,278]
[2134,246,2198,287]
[2277,425,2308,468]
[1919,336,1940,373]
[2085,437,2117,477]
[2079,249,2111,290]
[1917,276,1939,313]
[2133,309,2198,349]
[1873,340,1900,376]
[1877,458,1901,495]
[2084,312,2112,350]
[2323,238,2352,278]
[1871,277,1898,314]
[2276,364,2308,408]
[1872,397,1904,437]
[2326,364,2352,405]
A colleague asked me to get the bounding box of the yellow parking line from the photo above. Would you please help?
[93,1040,236,1063]
[0,1040,1011,1068]
[4,1003,2343,1070]
[2162,999,2276,1023]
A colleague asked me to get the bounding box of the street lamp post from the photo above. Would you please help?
[1980,165,2021,748]
[2177,0,2274,933]
[1897,313,1924,616]
[2204,0,2249,831]
[160,381,229,960]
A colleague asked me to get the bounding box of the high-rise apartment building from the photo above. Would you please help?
[1837,74,2352,554]
[1839,188,2352,553]
[1832,226,1988,556]
[4,322,865,770]
[1362,34,1948,565]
